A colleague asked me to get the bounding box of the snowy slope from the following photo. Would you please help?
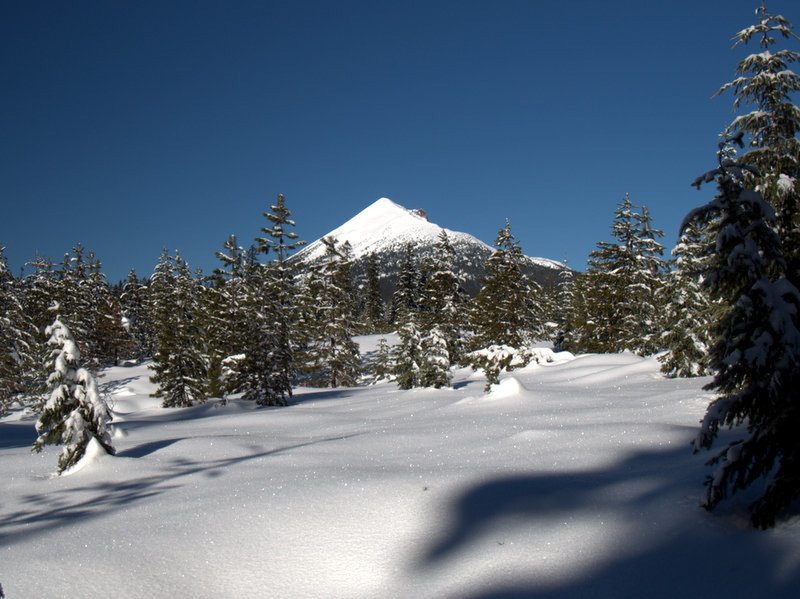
[1,349,798,598]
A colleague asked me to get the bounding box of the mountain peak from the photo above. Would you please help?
[296,198,469,263]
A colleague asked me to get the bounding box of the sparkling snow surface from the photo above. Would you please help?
[2,342,799,598]
[295,197,564,270]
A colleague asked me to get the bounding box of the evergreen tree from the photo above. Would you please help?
[360,252,386,333]
[120,269,153,362]
[0,245,37,415]
[418,231,469,363]
[715,2,800,286]
[370,336,393,383]
[659,221,715,377]
[420,325,452,388]
[149,251,209,407]
[563,196,667,355]
[689,134,800,528]
[33,317,115,473]
[254,194,306,403]
[392,317,422,390]
[470,220,543,348]
[390,243,420,326]
[306,237,361,387]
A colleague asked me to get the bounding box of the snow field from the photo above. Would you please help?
[1,350,798,598]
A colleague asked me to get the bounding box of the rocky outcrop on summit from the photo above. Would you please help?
[292,198,566,298]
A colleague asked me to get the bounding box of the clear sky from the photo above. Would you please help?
[2,0,797,282]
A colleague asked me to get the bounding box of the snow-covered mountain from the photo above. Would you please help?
[293,198,566,297]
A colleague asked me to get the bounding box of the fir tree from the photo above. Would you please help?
[360,252,386,333]
[659,221,714,377]
[371,336,393,383]
[420,325,452,388]
[120,269,153,362]
[306,237,361,387]
[563,196,667,355]
[688,134,800,528]
[33,317,115,473]
[255,194,306,403]
[470,220,543,348]
[390,243,420,326]
[0,245,37,415]
[149,251,209,407]
[715,2,800,286]
[418,231,469,363]
[393,317,422,390]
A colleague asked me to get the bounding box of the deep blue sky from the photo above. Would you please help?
[2,0,797,282]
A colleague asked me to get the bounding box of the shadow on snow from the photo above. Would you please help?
[418,441,800,599]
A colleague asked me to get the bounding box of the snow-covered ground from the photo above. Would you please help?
[2,340,798,598]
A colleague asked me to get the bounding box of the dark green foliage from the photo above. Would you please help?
[390,243,420,326]
[393,318,422,390]
[470,220,543,348]
[148,251,209,407]
[658,221,715,377]
[689,137,800,528]
[359,253,386,333]
[561,195,667,355]
[418,231,469,364]
[305,237,361,387]
[689,4,800,528]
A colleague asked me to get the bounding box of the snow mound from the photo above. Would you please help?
[486,376,534,400]
[61,436,110,476]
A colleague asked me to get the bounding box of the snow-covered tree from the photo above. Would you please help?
[562,196,667,355]
[418,231,469,363]
[120,269,154,362]
[370,336,393,383]
[33,317,115,473]
[359,252,386,333]
[0,245,37,415]
[305,237,361,387]
[148,251,209,407]
[420,325,451,388]
[715,2,800,286]
[659,221,715,377]
[470,220,543,348]
[689,134,800,528]
[390,243,420,326]
[392,317,422,390]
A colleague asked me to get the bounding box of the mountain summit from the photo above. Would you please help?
[294,198,565,297]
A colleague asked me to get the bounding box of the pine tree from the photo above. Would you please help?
[306,237,361,387]
[470,220,543,349]
[120,269,153,362]
[360,252,386,333]
[33,317,115,473]
[254,194,306,403]
[689,134,800,528]
[420,325,452,388]
[0,245,37,415]
[392,317,422,390]
[564,196,667,355]
[371,336,393,382]
[418,231,469,363]
[149,251,209,407]
[390,243,420,326]
[715,2,800,286]
[659,221,715,377]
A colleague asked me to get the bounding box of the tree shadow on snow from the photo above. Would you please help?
[420,440,800,599]
[0,433,361,548]
[0,421,37,449]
